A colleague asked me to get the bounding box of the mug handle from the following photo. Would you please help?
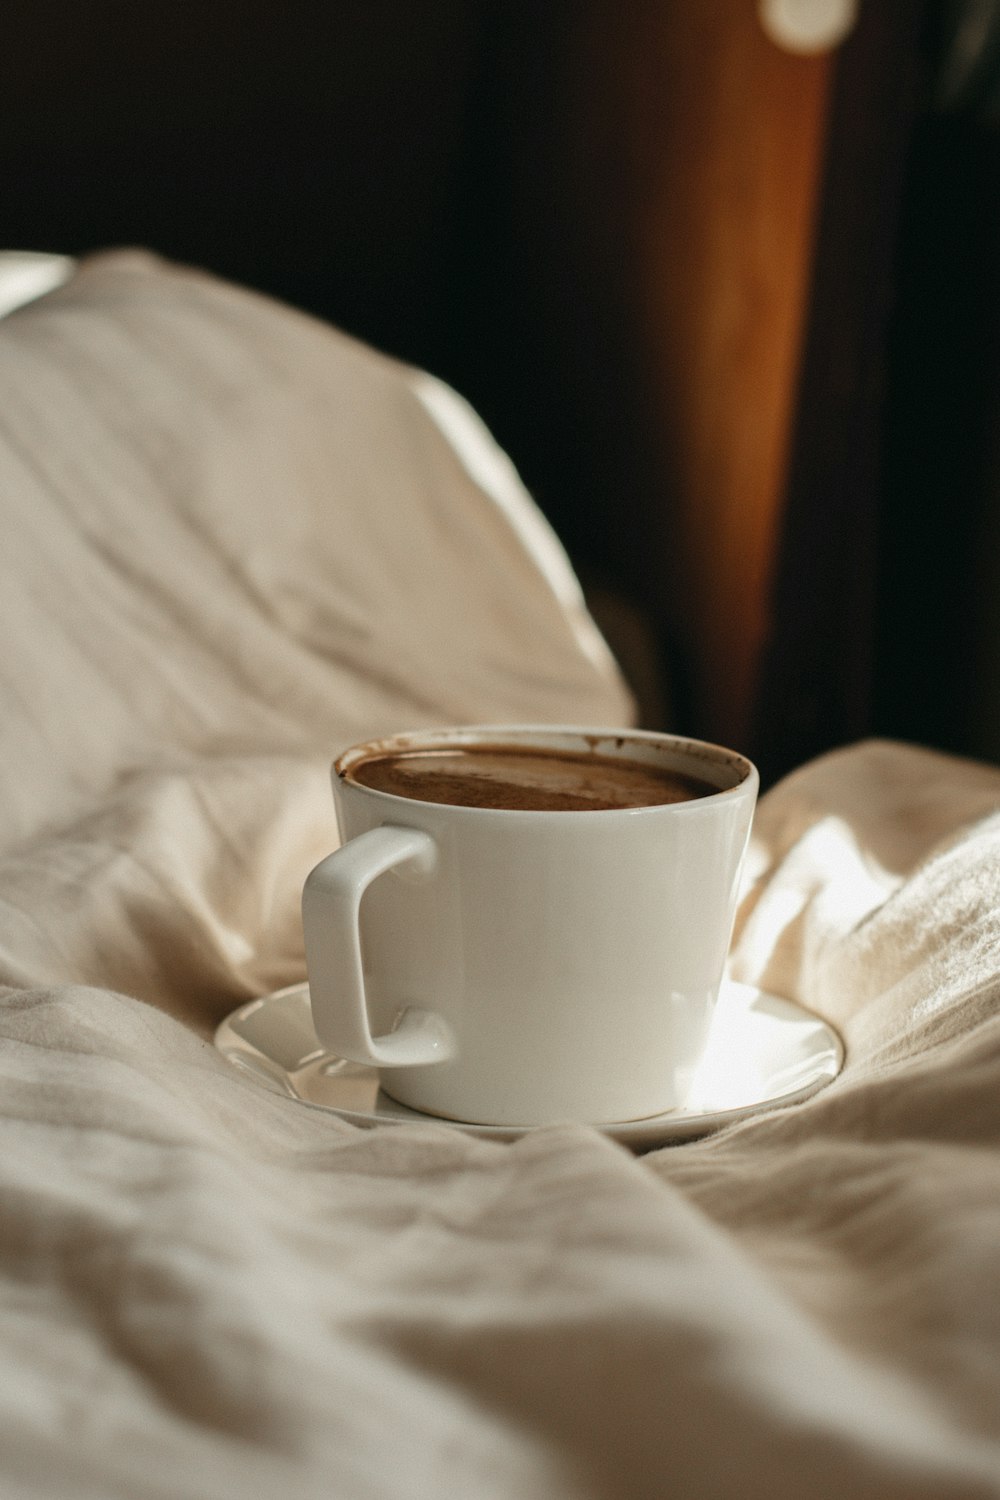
[302,826,456,1068]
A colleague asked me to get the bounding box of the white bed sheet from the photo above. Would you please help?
[2,254,1000,1499]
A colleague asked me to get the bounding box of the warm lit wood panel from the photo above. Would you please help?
[628,3,833,744]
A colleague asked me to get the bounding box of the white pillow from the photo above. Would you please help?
[0,251,632,1023]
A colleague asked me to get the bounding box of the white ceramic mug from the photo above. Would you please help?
[301,725,758,1126]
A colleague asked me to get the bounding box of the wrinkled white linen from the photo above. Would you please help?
[0,251,628,1028]
[2,255,1000,1499]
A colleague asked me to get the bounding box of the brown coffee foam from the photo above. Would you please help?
[346,744,716,811]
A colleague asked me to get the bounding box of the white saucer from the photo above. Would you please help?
[214,979,844,1148]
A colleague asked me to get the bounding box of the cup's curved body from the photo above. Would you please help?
[303,726,758,1127]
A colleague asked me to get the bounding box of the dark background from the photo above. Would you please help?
[4,1,999,787]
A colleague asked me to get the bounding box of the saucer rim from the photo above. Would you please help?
[214,980,845,1147]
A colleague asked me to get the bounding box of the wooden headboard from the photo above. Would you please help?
[8,3,984,784]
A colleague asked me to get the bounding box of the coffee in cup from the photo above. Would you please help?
[344,741,717,811]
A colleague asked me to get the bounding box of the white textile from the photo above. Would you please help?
[2,254,999,1499]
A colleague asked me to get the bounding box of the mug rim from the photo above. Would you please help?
[333,724,758,818]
